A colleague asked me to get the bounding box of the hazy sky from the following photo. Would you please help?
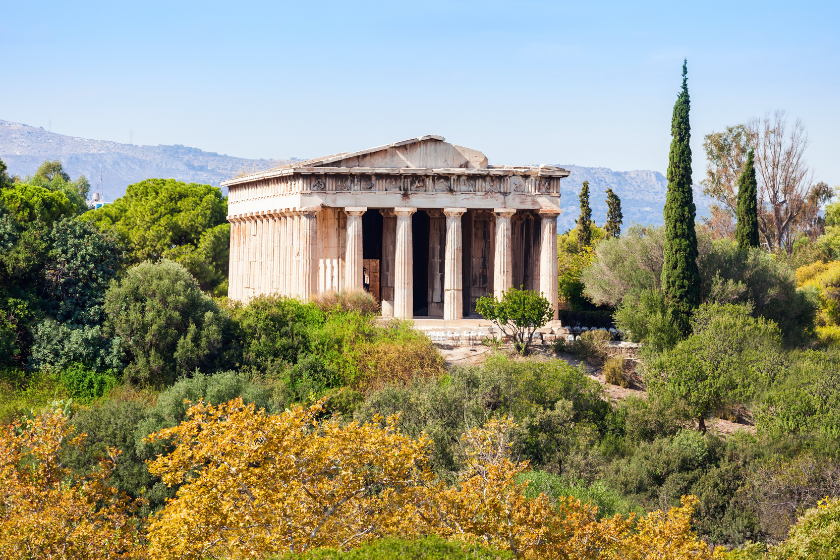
[3,1,838,186]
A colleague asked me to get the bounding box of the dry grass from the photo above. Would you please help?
[603,355,629,388]
[312,290,380,315]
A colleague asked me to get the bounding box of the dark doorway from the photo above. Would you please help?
[412,211,430,316]
[362,211,383,300]
[362,211,383,259]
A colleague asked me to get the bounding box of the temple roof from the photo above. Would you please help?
[222,135,568,187]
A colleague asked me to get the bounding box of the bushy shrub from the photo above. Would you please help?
[604,355,628,387]
[614,289,682,351]
[771,496,840,559]
[356,354,610,477]
[603,429,762,546]
[311,290,379,315]
[104,260,234,387]
[744,454,840,544]
[554,329,613,366]
[755,348,840,440]
[619,395,693,444]
[230,295,324,376]
[58,362,119,402]
[476,287,553,354]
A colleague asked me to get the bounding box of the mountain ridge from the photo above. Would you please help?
[0,119,710,227]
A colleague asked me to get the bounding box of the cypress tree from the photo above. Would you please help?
[735,150,759,250]
[604,188,623,238]
[577,180,592,248]
[661,60,701,335]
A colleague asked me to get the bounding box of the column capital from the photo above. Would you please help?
[443,207,467,217]
[426,208,444,218]
[539,208,561,218]
[393,207,417,217]
[494,208,516,217]
[344,206,368,216]
[298,206,322,216]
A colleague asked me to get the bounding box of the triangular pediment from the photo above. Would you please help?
[291,135,488,170]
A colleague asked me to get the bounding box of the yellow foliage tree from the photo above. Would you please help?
[146,401,726,560]
[795,260,840,344]
[145,398,436,559]
[0,410,144,559]
[431,417,631,559]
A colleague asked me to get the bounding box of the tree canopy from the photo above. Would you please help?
[86,178,229,294]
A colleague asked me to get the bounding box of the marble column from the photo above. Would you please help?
[380,209,396,317]
[539,209,561,320]
[298,207,320,300]
[228,217,239,300]
[443,208,466,321]
[393,207,416,319]
[344,207,366,292]
[493,208,516,300]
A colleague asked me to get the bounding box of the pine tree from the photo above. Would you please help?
[604,188,623,238]
[735,150,760,250]
[661,60,701,335]
[577,180,592,248]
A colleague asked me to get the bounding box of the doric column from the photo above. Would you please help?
[298,207,320,300]
[443,208,466,321]
[393,207,416,319]
[539,209,561,320]
[493,208,516,300]
[380,209,397,317]
[344,207,366,292]
[228,217,239,300]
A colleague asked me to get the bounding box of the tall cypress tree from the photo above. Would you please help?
[577,180,592,248]
[661,60,701,335]
[735,150,759,250]
[605,188,623,238]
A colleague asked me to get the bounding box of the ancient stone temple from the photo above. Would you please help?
[222,135,567,320]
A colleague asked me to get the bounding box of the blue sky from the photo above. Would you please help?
[2,0,838,186]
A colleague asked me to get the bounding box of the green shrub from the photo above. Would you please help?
[58,362,120,402]
[276,536,512,560]
[755,348,840,440]
[604,355,628,387]
[230,295,324,376]
[771,496,840,559]
[518,470,642,519]
[614,289,682,352]
[620,395,692,444]
[104,260,234,387]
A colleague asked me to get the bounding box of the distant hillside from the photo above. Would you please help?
[556,165,713,232]
[0,119,710,225]
[0,120,295,201]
